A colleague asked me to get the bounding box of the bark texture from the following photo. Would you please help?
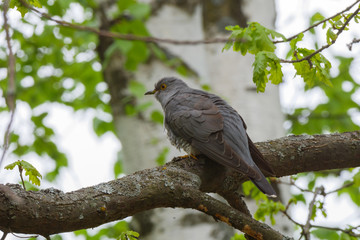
[0,131,358,238]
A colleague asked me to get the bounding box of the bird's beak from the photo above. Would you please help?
[145,89,157,95]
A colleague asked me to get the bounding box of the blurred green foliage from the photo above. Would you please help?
[1,1,360,240]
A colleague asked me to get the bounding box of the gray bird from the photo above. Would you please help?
[145,77,277,197]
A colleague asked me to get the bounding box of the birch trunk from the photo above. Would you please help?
[107,0,292,239]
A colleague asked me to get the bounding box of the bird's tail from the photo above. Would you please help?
[250,175,277,198]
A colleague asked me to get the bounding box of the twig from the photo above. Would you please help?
[18,0,360,69]
[347,38,360,50]
[325,181,354,195]
[18,165,26,190]
[10,232,38,239]
[279,5,360,64]
[19,0,360,50]
[276,178,314,193]
[274,0,360,44]
[0,232,8,240]
[0,0,16,169]
[19,0,229,45]
[303,187,324,239]
[280,177,358,239]
[311,224,360,237]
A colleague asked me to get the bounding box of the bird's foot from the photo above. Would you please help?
[173,154,198,162]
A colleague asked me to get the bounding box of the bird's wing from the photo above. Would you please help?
[165,93,260,179]
[165,93,223,142]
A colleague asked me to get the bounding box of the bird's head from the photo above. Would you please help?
[145,77,188,105]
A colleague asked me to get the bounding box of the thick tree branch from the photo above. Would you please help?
[0,131,359,238]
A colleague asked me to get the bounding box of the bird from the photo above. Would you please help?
[145,77,277,197]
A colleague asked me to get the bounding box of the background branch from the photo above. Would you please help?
[347,38,360,50]
[0,0,16,169]
[279,4,360,64]
[19,0,360,50]
[274,0,360,44]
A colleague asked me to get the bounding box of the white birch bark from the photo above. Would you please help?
[115,0,292,238]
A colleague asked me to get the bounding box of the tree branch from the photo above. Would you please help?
[279,4,360,64]
[0,131,359,237]
[273,0,360,44]
[0,0,16,169]
[303,187,324,240]
[19,0,360,50]
[347,38,360,50]
[19,0,229,45]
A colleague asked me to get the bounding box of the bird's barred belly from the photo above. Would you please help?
[166,129,192,154]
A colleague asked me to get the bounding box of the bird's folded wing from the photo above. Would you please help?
[166,94,261,180]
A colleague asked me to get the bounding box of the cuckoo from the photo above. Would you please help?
[145,77,277,197]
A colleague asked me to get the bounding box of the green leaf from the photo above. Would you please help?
[338,181,360,206]
[292,48,332,88]
[310,12,325,34]
[230,233,246,240]
[242,181,267,201]
[286,32,304,59]
[254,200,285,225]
[117,0,136,12]
[136,101,153,112]
[150,110,164,125]
[125,104,137,116]
[289,194,306,205]
[124,41,150,70]
[118,230,140,240]
[340,232,358,240]
[253,52,268,92]
[128,3,150,19]
[23,181,40,191]
[252,51,282,92]
[308,178,316,190]
[10,0,42,17]
[93,117,114,137]
[75,221,130,240]
[311,228,339,239]
[353,170,360,186]
[176,65,188,76]
[223,22,284,55]
[289,57,358,135]
[129,80,146,98]
[155,147,169,165]
[326,28,337,45]
[201,84,211,91]
[114,151,124,178]
[5,160,42,186]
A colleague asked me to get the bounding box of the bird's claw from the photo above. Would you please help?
[173,154,198,162]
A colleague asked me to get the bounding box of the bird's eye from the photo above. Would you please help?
[160,83,167,90]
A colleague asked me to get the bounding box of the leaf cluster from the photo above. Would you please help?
[223,22,285,92]
[74,221,136,240]
[223,5,360,92]
[1,0,113,180]
[288,57,360,135]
